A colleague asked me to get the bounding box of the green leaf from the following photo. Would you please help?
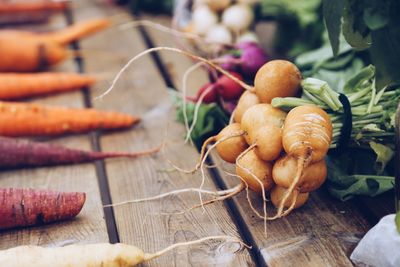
[369,141,394,173]
[328,174,394,201]
[396,212,400,234]
[363,7,389,30]
[370,21,400,89]
[174,97,228,148]
[322,0,345,56]
[342,0,371,50]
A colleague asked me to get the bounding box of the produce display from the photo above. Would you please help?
[0,0,399,266]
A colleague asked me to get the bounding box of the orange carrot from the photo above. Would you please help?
[0,18,109,72]
[0,1,68,13]
[0,35,67,72]
[0,72,95,100]
[0,101,139,136]
[40,18,111,45]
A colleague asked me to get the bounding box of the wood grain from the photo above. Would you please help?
[0,11,108,249]
[77,3,254,267]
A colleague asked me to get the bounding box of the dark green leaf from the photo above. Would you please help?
[322,0,345,56]
[396,212,400,234]
[370,22,400,89]
[363,7,389,30]
[342,0,371,50]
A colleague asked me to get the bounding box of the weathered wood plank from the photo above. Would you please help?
[146,15,373,267]
[77,3,254,267]
[0,12,108,249]
[211,159,371,267]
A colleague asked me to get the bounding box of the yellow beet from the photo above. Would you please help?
[216,123,248,163]
[233,91,260,123]
[272,155,327,192]
[254,60,301,103]
[241,103,286,145]
[236,150,274,194]
[270,186,309,209]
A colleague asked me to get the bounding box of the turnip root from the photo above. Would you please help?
[273,155,327,193]
[240,103,286,144]
[205,24,233,44]
[253,124,283,161]
[235,149,273,194]
[237,31,259,44]
[0,236,244,267]
[254,60,302,103]
[215,123,248,163]
[192,5,218,35]
[222,4,254,32]
[275,105,332,217]
[233,91,260,123]
[271,186,309,210]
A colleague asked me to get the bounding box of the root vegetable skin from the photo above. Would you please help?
[282,105,332,162]
[254,60,301,103]
[0,73,95,100]
[216,72,244,100]
[0,136,159,169]
[0,236,242,267]
[0,36,67,72]
[0,188,85,230]
[271,186,309,209]
[253,124,283,161]
[216,123,248,163]
[0,101,138,137]
[222,4,254,32]
[241,103,286,144]
[236,150,274,194]
[273,155,327,193]
[233,91,260,123]
[0,243,144,267]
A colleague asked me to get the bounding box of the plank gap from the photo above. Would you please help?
[137,21,176,89]
[139,23,262,266]
[63,7,120,244]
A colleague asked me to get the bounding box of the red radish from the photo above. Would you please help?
[235,41,259,50]
[216,72,244,100]
[188,82,218,104]
[0,188,85,230]
[219,54,239,72]
[0,136,160,169]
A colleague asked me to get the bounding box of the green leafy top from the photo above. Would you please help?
[322,0,400,88]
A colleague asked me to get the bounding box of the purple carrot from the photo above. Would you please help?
[0,136,160,169]
[0,188,85,230]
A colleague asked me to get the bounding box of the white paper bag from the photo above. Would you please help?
[351,214,400,267]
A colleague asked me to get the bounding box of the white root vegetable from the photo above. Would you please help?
[222,4,254,32]
[192,5,218,35]
[237,31,259,44]
[0,236,246,267]
[205,24,233,44]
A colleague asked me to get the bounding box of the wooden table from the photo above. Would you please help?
[0,2,393,266]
